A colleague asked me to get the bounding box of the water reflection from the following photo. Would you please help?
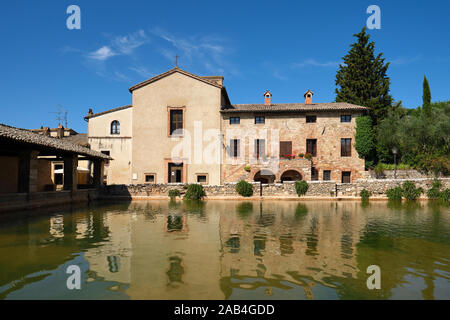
[0,200,448,300]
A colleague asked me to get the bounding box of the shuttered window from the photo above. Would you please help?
[341,138,352,157]
[306,139,317,157]
[230,139,240,158]
[280,141,292,157]
[255,139,265,159]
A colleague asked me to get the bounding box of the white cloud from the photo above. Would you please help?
[292,58,339,68]
[389,55,421,65]
[150,27,237,76]
[88,46,117,61]
[112,29,149,55]
[86,30,149,62]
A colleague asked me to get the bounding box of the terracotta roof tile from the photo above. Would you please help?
[0,124,111,160]
[221,102,368,113]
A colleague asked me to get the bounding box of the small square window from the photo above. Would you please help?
[145,174,155,183]
[341,115,351,122]
[196,174,208,184]
[255,116,265,124]
[306,115,317,123]
[323,170,331,181]
[230,117,240,124]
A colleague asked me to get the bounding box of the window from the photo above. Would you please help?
[145,174,155,183]
[306,139,317,157]
[101,151,110,166]
[169,109,183,135]
[230,117,240,124]
[280,141,292,157]
[254,139,265,159]
[342,171,351,183]
[341,138,352,157]
[323,170,331,181]
[341,115,351,123]
[230,139,240,158]
[306,115,316,123]
[255,116,265,124]
[196,174,207,184]
[311,167,319,181]
[110,121,120,134]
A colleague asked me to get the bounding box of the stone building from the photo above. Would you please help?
[85,67,367,185]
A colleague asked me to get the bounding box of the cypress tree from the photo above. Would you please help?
[335,27,393,127]
[422,75,431,116]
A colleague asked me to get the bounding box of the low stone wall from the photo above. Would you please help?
[0,189,99,213]
[102,178,449,199]
[367,169,438,180]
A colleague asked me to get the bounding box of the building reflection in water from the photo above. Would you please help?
[0,200,448,300]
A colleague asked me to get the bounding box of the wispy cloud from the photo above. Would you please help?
[150,27,238,76]
[86,30,149,62]
[389,55,421,65]
[88,46,117,61]
[129,66,154,78]
[292,58,339,68]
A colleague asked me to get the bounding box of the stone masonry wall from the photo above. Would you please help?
[102,178,450,199]
[221,111,366,183]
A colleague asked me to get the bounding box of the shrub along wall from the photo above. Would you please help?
[103,178,449,199]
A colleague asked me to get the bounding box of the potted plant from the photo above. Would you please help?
[298,153,304,158]
[244,165,251,172]
[305,152,312,160]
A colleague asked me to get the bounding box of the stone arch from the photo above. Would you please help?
[280,170,303,182]
[253,169,276,184]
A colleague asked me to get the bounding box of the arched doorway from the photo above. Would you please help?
[253,170,275,184]
[280,170,302,182]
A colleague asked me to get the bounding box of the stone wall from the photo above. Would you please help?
[0,189,99,213]
[102,178,450,199]
[221,111,366,183]
[367,169,438,180]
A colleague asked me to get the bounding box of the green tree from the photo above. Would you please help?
[335,27,393,127]
[355,116,375,167]
[422,76,431,116]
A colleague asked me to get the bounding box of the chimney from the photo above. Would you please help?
[57,124,64,139]
[263,90,272,105]
[88,108,93,116]
[304,90,314,104]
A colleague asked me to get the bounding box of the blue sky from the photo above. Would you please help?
[1,0,449,132]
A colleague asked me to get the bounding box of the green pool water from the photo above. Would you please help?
[0,200,449,300]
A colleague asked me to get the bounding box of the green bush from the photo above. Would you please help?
[295,181,309,197]
[386,186,403,201]
[184,184,205,200]
[426,179,442,199]
[168,189,180,198]
[439,188,450,202]
[360,189,371,200]
[236,180,253,197]
[243,165,251,172]
[402,181,423,201]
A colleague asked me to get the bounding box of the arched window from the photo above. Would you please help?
[110,120,120,134]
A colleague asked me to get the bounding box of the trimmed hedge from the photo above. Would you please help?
[386,186,403,201]
[236,180,253,197]
[184,184,205,200]
[360,189,371,200]
[294,181,309,197]
[168,189,180,198]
